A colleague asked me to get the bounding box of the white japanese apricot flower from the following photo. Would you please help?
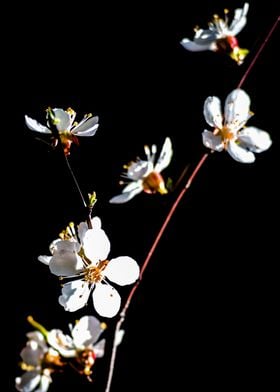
[39,217,140,317]
[181,3,249,64]
[47,315,106,377]
[202,89,272,163]
[15,331,61,392]
[25,107,99,155]
[109,137,173,204]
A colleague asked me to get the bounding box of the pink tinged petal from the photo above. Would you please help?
[224,89,251,132]
[52,109,71,131]
[20,343,44,366]
[83,228,111,264]
[93,338,106,358]
[237,127,272,153]
[229,3,249,36]
[202,130,224,151]
[72,315,104,348]
[24,115,51,134]
[154,137,173,173]
[15,371,41,392]
[59,280,91,312]
[49,244,84,276]
[203,96,223,129]
[92,284,121,318]
[72,116,99,136]
[35,374,52,392]
[109,184,143,204]
[105,256,140,286]
[227,140,255,163]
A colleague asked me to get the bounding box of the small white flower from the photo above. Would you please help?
[109,137,173,204]
[39,217,140,317]
[25,107,99,155]
[181,3,249,64]
[47,315,106,377]
[15,332,59,392]
[202,89,272,163]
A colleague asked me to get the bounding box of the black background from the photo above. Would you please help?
[10,1,279,391]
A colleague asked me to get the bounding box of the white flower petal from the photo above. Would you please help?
[35,374,52,392]
[15,371,41,392]
[25,115,51,134]
[38,255,51,265]
[154,137,173,173]
[109,184,143,204]
[105,256,140,286]
[229,3,249,36]
[52,109,71,131]
[83,227,111,264]
[224,89,251,132]
[72,315,104,348]
[49,242,83,276]
[93,338,106,358]
[26,332,45,345]
[92,284,121,318]
[72,116,99,136]
[59,280,91,312]
[238,127,272,153]
[181,38,213,52]
[47,330,75,357]
[202,130,224,151]
[127,160,152,180]
[114,330,125,346]
[203,96,223,129]
[78,216,102,242]
[20,343,44,366]
[227,140,255,163]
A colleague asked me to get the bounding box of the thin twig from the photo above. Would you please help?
[104,152,209,392]
[237,15,279,89]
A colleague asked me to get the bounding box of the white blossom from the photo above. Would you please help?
[109,137,173,204]
[25,107,99,155]
[181,3,249,64]
[202,89,272,163]
[39,217,140,317]
[15,332,58,392]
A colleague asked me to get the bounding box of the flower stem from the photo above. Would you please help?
[237,15,279,89]
[104,152,209,392]
[27,315,48,339]
[104,16,279,392]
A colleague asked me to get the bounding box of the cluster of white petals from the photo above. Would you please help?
[109,137,173,204]
[202,89,272,163]
[181,3,249,64]
[39,217,140,317]
[47,315,106,359]
[15,332,55,392]
[25,107,99,154]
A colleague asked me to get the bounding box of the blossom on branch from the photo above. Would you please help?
[202,89,272,163]
[47,315,106,379]
[109,137,173,204]
[181,3,249,65]
[25,107,99,155]
[38,217,140,317]
[15,330,63,392]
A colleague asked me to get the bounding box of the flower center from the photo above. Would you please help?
[220,126,235,142]
[142,171,167,194]
[84,260,109,284]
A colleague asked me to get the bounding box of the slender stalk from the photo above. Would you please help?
[104,15,279,392]
[237,15,279,89]
[104,153,209,392]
